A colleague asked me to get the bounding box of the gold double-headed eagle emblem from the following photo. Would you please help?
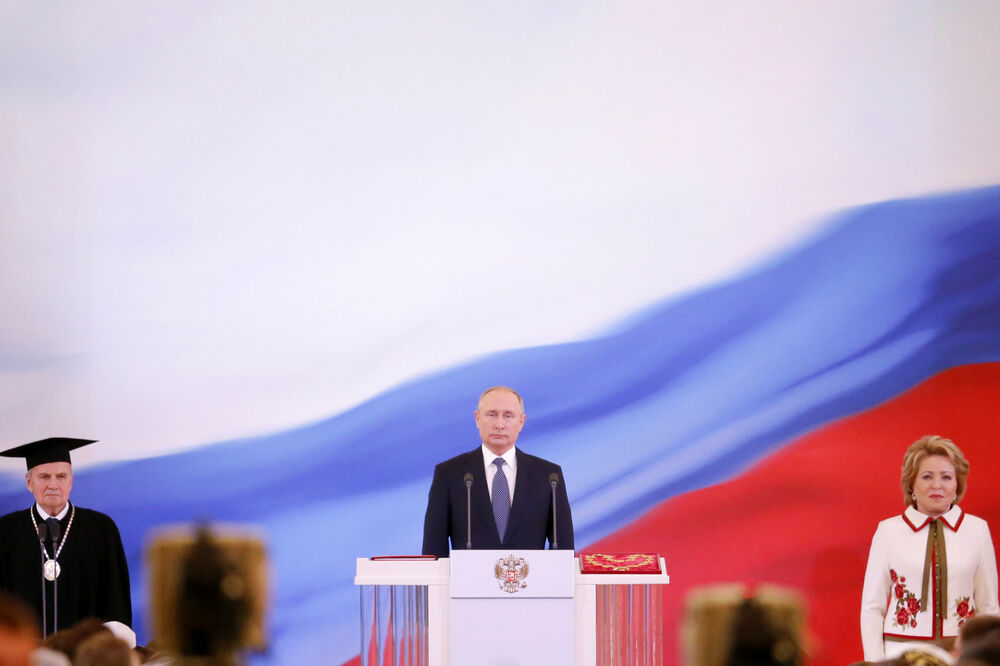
[493,554,530,593]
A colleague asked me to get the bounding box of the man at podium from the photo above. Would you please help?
[422,386,574,557]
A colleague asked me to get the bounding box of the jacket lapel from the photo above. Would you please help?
[468,449,499,542]
[506,449,531,539]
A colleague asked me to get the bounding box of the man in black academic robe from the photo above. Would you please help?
[0,437,132,635]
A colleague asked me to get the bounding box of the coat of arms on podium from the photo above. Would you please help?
[494,554,529,593]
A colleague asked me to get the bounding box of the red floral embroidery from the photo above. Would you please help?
[889,570,920,631]
[955,596,975,627]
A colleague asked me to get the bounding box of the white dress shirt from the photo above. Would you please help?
[482,444,516,504]
[36,502,70,521]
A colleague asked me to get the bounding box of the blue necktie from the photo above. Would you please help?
[492,458,510,543]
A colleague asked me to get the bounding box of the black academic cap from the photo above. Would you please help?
[0,437,96,471]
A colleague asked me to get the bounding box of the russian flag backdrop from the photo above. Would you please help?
[3,2,1000,664]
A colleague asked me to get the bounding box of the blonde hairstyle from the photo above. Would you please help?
[900,435,969,508]
[477,386,525,413]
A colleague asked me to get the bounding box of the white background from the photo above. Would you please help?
[2,0,999,466]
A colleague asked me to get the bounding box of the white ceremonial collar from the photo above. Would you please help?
[903,504,964,532]
[481,444,517,470]
[36,502,71,521]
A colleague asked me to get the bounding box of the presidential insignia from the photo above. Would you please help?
[494,554,529,593]
[579,552,661,574]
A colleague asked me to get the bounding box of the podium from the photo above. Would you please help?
[354,552,669,665]
[450,550,575,665]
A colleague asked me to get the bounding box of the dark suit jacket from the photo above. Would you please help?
[422,447,574,557]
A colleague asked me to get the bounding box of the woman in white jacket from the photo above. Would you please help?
[861,436,999,661]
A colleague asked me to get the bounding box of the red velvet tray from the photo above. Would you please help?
[579,552,661,574]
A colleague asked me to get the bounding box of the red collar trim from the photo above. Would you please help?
[902,505,964,532]
[902,511,927,531]
[943,510,965,531]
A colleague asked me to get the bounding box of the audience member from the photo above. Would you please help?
[146,524,267,666]
[0,593,38,666]
[888,648,951,664]
[175,528,252,660]
[40,619,106,663]
[725,596,802,665]
[74,631,138,666]
[955,633,1000,666]
[682,583,806,666]
[955,614,1000,656]
[28,648,71,666]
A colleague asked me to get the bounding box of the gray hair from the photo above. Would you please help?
[477,386,525,413]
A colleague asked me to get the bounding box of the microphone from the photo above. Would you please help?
[45,518,61,633]
[36,520,49,638]
[464,473,474,549]
[549,473,559,550]
[46,518,61,548]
